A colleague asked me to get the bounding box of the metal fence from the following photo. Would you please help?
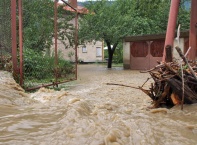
[1,0,78,91]
[0,0,12,72]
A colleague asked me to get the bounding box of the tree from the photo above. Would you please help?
[178,0,190,30]
[79,0,129,68]
[22,0,75,52]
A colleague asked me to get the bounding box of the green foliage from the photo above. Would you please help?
[113,43,123,63]
[79,0,127,68]
[178,3,190,30]
[24,48,53,80]
[23,0,53,52]
[23,0,75,52]
[0,0,11,55]
[24,48,74,81]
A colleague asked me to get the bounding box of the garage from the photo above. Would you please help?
[123,32,190,70]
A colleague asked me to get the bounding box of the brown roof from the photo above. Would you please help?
[63,5,89,14]
[124,31,190,42]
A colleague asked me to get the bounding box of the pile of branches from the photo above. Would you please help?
[141,46,197,108]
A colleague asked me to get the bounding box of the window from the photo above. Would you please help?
[82,46,87,53]
[96,47,102,57]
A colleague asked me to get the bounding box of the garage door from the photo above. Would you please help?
[130,40,164,70]
[130,42,150,70]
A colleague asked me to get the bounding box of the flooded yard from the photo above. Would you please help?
[0,64,197,145]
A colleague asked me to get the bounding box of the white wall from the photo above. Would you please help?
[173,38,184,60]
[123,40,130,69]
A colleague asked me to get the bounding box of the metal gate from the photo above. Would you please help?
[2,0,78,91]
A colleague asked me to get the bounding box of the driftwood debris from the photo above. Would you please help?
[142,46,197,108]
[107,47,197,109]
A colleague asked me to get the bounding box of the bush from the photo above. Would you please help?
[24,48,74,81]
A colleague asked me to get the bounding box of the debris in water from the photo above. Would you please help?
[141,46,197,108]
[107,46,197,109]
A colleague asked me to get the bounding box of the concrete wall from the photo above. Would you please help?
[173,38,184,60]
[123,41,130,69]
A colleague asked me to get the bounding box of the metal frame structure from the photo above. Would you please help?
[163,0,197,62]
[11,0,79,91]
[61,0,79,80]
[10,0,196,90]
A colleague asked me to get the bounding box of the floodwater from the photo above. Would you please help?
[0,64,197,145]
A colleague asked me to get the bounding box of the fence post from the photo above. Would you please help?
[54,0,58,84]
[18,0,24,86]
[11,0,18,75]
[75,13,78,80]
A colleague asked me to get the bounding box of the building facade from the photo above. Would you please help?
[54,0,104,63]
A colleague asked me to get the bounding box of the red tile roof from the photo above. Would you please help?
[57,2,88,14]
[63,5,89,14]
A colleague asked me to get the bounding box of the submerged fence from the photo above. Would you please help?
[0,0,78,91]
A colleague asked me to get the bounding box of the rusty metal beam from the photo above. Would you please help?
[11,0,18,75]
[18,0,23,86]
[75,13,78,79]
[162,0,180,62]
[54,0,58,83]
[61,0,78,80]
[25,79,77,91]
[188,0,197,60]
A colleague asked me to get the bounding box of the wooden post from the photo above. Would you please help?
[165,45,173,62]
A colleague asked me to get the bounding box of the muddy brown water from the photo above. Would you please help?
[0,64,197,145]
